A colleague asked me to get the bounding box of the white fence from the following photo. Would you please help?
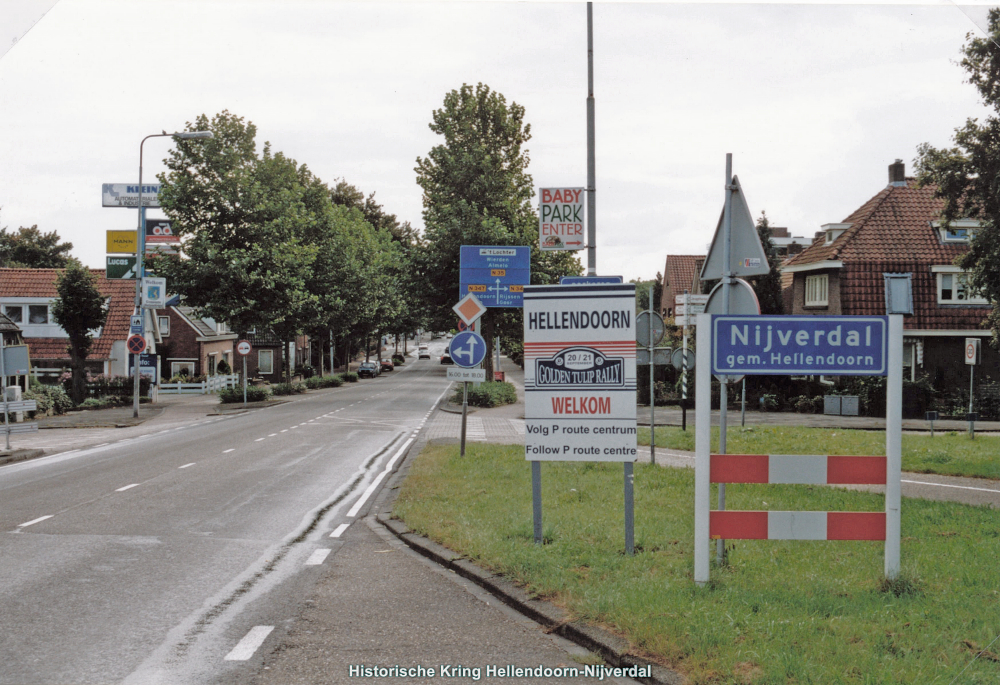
[159,374,240,395]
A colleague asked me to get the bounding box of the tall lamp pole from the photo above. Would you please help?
[133,130,214,417]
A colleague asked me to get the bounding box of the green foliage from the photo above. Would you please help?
[215,358,231,374]
[341,371,359,383]
[451,381,517,407]
[218,386,271,403]
[632,273,663,314]
[303,374,344,389]
[270,382,307,396]
[51,260,110,404]
[392,354,405,365]
[23,385,72,416]
[0,224,73,268]
[749,210,784,315]
[915,9,1000,345]
[398,443,1000,684]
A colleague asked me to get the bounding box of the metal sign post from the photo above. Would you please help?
[649,285,655,464]
[1,332,8,451]
[450,331,487,456]
[966,338,980,438]
[237,340,252,408]
[461,382,469,457]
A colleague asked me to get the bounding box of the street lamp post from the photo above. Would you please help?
[132,130,213,417]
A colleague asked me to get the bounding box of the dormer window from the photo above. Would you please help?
[932,219,979,243]
[822,223,852,246]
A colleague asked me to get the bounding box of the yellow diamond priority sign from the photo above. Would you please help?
[453,293,487,327]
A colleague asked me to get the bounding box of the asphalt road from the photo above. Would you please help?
[0,349,452,685]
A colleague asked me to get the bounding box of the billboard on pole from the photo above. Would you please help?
[539,188,585,251]
[102,183,162,208]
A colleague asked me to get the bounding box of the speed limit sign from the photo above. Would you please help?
[966,338,980,365]
[237,340,251,356]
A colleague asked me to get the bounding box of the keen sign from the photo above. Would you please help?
[523,284,637,462]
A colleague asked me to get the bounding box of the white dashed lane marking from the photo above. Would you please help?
[255,438,265,442]
[179,463,196,469]
[223,449,235,453]
[18,515,53,528]
[224,626,274,661]
[116,484,139,492]
[330,523,350,538]
[304,548,332,566]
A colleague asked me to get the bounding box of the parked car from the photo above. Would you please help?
[358,362,378,378]
[380,358,394,372]
[440,352,453,365]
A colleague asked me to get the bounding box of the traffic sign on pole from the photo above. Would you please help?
[699,175,769,281]
[126,335,147,355]
[237,340,252,356]
[453,293,487,327]
[449,332,487,368]
[459,246,530,308]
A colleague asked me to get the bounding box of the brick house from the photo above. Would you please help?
[781,160,996,390]
[154,304,237,379]
[660,255,705,319]
[0,267,134,378]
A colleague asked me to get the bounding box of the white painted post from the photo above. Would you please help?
[694,312,712,585]
[885,315,903,580]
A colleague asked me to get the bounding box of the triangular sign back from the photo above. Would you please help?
[699,175,770,280]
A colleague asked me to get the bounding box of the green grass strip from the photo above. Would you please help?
[638,426,1000,480]
[396,443,1000,684]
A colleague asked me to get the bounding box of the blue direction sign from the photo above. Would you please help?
[460,245,530,308]
[449,331,487,368]
[560,275,624,285]
[712,315,888,376]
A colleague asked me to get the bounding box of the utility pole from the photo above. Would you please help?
[586,1,596,276]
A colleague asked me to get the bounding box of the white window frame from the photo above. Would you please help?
[934,268,988,305]
[170,361,196,377]
[3,304,23,323]
[805,274,829,307]
[158,316,170,337]
[932,219,979,244]
[258,349,273,375]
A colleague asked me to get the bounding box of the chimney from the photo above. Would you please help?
[889,159,906,187]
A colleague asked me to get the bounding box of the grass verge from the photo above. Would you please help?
[638,425,1000,480]
[395,443,1000,684]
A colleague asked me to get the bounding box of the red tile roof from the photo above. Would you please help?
[661,255,703,315]
[784,180,987,330]
[0,268,135,361]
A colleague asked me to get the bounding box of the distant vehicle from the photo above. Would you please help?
[380,358,394,372]
[418,346,430,360]
[440,352,453,365]
[446,332,453,339]
[358,362,378,378]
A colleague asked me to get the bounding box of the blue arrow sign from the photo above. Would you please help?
[449,331,487,369]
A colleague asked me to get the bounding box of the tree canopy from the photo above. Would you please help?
[0,224,73,268]
[916,8,1000,343]
[749,211,784,315]
[51,259,108,403]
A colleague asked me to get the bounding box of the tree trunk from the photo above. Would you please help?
[482,311,495,382]
[69,341,87,405]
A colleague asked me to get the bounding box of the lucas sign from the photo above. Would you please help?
[539,188,584,251]
[712,315,888,376]
[523,284,637,461]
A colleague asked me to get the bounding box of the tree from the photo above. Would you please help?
[416,83,580,379]
[0,225,73,268]
[632,273,663,314]
[749,211,784,315]
[916,8,1000,344]
[51,260,108,404]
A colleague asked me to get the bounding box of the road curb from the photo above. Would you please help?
[0,448,45,466]
[373,438,687,685]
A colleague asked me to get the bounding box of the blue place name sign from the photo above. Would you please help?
[712,315,888,376]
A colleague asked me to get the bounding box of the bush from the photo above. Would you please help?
[22,385,73,417]
[341,372,359,383]
[217,386,271,403]
[304,376,323,389]
[295,364,315,379]
[759,393,779,411]
[392,354,405,365]
[215,358,231,374]
[452,381,517,408]
[793,395,815,413]
[271,382,307,396]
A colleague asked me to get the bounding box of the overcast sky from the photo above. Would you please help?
[1,1,997,282]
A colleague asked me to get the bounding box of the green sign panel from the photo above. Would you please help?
[107,256,137,279]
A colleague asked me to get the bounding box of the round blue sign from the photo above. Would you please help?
[449,331,487,368]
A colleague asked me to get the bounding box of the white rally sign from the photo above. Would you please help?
[523,283,637,461]
[539,188,585,251]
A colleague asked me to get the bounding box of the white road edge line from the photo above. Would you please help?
[223,626,274,661]
[179,463,196,469]
[304,548,332,566]
[116,484,139,492]
[18,515,53,528]
[346,437,414,518]
[901,479,1000,494]
[330,523,350,538]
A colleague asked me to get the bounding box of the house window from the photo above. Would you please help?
[805,274,829,307]
[935,219,979,243]
[28,305,48,324]
[158,316,170,336]
[171,361,196,377]
[258,350,273,375]
[884,273,913,315]
[938,272,988,304]
[4,305,22,323]
[207,353,217,375]
[902,343,916,382]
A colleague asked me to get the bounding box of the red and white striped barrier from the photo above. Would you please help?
[708,453,886,541]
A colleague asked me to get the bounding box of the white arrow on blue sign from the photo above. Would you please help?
[449,331,487,369]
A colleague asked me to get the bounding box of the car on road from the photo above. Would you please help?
[380,358,394,372]
[357,362,378,378]
[440,352,453,365]
[418,345,430,359]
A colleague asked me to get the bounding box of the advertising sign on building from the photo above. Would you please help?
[539,188,585,251]
[711,315,888,376]
[106,230,138,254]
[145,219,177,243]
[459,246,530,308]
[128,353,158,384]
[106,256,138,279]
[523,284,637,462]
[102,183,162,208]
